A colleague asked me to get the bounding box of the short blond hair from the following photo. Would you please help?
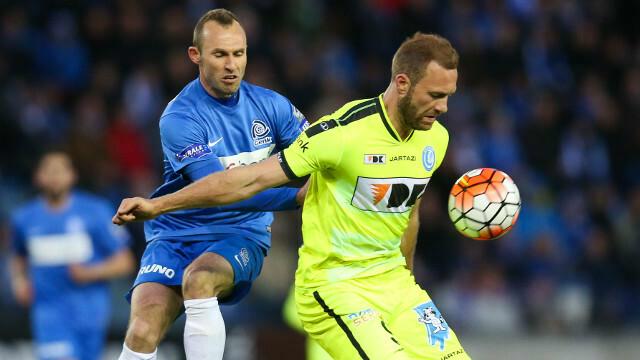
[391,33,459,83]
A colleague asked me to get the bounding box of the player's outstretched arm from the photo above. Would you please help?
[113,156,290,224]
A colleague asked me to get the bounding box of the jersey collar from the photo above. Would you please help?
[376,94,415,142]
[197,77,240,107]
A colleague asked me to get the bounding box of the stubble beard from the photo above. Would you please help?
[398,88,419,130]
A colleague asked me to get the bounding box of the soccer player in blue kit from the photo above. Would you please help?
[117,9,309,360]
[10,151,135,360]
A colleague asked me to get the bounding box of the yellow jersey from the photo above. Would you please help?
[278,94,449,288]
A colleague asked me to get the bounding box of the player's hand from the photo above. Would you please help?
[112,197,160,225]
[68,264,96,284]
[12,278,32,307]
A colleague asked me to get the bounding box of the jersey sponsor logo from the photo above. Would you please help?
[389,154,417,162]
[297,138,309,152]
[28,232,93,266]
[305,119,338,138]
[347,308,378,326]
[252,119,273,146]
[176,143,212,161]
[219,145,275,169]
[422,146,436,171]
[415,301,449,351]
[364,154,386,164]
[138,263,176,279]
[351,177,429,213]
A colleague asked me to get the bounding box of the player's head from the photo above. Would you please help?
[391,33,458,130]
[34,151,77,200]
[188,9,247,99]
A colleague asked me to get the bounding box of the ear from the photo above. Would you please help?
[394,74,411,97]
[188,46,200,65]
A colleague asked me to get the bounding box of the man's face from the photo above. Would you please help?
[398,61,458,131]
[35,153,76,197]
[192,20,247,98]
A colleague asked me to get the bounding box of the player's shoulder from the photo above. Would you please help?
[11,198,41,223]
[161,79,203,122]
[431,120,449,138]
[242,81,282,99]
[242,81,293,109]
[330,97,378,121]
[301,97,378,139]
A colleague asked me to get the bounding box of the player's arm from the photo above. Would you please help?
[9,255,32,307]
[401,198,421,272]
[184,162,303,211]
[69,249,135,284]
[114,155,290,224]
[9,217,32,306]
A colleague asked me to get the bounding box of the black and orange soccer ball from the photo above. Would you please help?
[448,168,521,240]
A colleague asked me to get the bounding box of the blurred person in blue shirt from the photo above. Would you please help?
[116,9,308,360]
[9,151,135,360]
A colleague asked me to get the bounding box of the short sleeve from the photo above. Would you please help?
[272,94,309,149]
[160,113,219,174]
[279,119,344,179]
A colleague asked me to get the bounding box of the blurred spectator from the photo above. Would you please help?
[8,151,134,359]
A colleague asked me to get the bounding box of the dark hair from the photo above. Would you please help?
[391,33,459,84]
[193,9,240,51]
[36,148,74,170]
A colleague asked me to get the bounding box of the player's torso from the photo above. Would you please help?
[16,195,107,300]
[162,83,279,177]
[298,96,448,286]
[21,198,96,268]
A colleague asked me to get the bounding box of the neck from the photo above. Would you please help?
[382,84,412,140]
[199,77,239,105]
[44,191,70,210]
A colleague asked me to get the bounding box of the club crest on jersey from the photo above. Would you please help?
[422,146,436,171]
[364,154,386,164]
[252,119,272,146]
[351,176,429,213]
[176,143,211,161]
[415,301,449,351]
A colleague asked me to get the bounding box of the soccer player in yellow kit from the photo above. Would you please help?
[113,33,470,359]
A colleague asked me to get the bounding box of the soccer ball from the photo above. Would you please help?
[448,168,521,240]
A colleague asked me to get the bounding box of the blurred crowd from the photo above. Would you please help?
[1,0,639,340]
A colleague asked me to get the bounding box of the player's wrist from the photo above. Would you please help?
[151,197,171,217]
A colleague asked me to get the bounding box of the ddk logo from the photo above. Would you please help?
[351,177,430,213]
[252,119,272,146]
[364,154,386,164]
[414,301,449,351]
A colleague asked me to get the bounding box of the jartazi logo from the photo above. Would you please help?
[139,264,175,279]
[364,154,386,164]
[351,177,430,213]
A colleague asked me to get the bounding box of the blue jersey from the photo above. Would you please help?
[10,191,129,306]
[145,78,308,248]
